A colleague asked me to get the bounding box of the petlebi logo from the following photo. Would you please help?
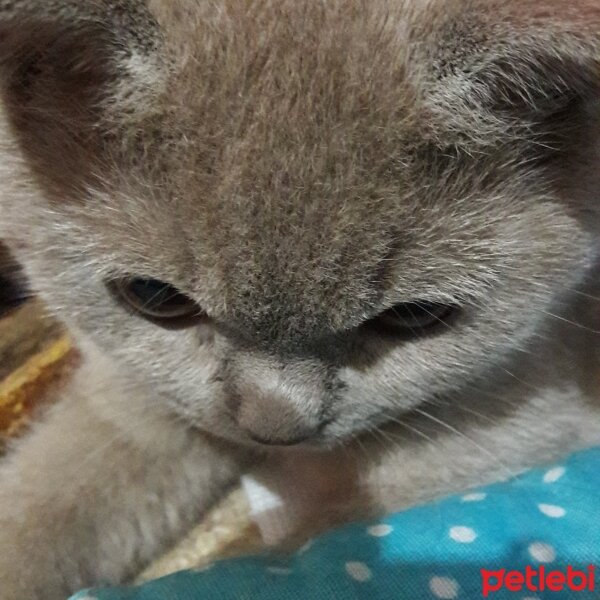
[481,565,596,597]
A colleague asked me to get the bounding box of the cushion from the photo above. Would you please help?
[71,445,600,600]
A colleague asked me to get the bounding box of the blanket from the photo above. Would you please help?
[72,445,600,600]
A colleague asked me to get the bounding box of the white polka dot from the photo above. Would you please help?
[543,466,566,483]
[298,539,314,554]
[461,492,487,502]
[367,524,394,537]
[345,561,373,582]
[449,526,478,543]
[429,576,460,599]
[538,504,566,518]
[528,542,556,563]
[267,566,292,576]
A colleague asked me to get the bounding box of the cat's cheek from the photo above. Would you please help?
[65,310,222,427]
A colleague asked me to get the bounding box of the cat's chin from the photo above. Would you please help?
[228,432,336,453]
[192,421,343,453]
[252,436,358,461]
[247,427,368,454]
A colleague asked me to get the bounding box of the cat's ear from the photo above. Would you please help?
[0,1,162,196]
[427,0,600,147]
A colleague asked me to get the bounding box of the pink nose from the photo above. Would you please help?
[234,383,323,447]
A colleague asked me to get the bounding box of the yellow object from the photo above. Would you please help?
[0,329,73,439]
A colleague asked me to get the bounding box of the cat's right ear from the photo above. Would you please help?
[0,1,163,197]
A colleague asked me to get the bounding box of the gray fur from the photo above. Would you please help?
[0,0,599,597]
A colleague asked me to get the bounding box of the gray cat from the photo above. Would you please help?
[0,1,599,598]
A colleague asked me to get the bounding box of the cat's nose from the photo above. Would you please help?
[226,352,329,446]
[234,383,324,447]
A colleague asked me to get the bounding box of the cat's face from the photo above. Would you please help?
[0,0,598,447]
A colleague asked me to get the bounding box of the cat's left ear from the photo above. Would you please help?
[0,1,163,196]
[426,0,600,145]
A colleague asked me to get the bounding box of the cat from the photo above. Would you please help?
[0,0,599,598]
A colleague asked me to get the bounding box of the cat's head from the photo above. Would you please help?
[0,0,598,448]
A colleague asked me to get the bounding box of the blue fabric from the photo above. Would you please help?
[72,446,600,600]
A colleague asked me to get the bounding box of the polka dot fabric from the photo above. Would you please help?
[71,446,600,600]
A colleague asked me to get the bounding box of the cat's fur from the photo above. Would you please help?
[0,0,599,597]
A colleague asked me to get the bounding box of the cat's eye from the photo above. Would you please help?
[109,278,204,328]
[368,301,457,336]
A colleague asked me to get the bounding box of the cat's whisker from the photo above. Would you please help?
[379,416,439,447]
[411,408,515,479]
[538,309,600,335]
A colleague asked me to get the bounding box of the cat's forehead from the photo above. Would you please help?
[155,0,424,139]
[83,0,506,335]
